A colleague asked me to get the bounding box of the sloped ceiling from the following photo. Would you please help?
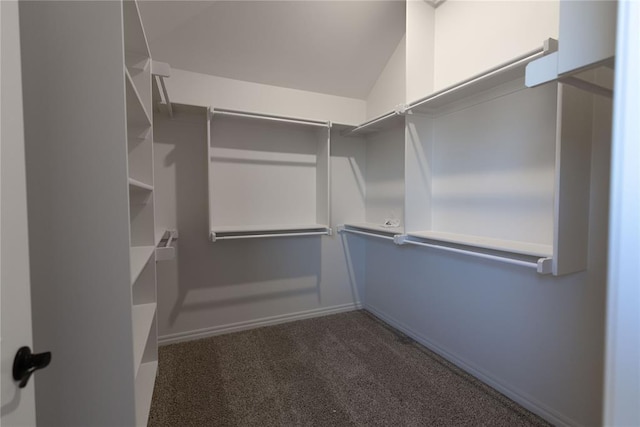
[138,1,406,99]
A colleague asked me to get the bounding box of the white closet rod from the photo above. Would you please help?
[339,228,396,241]
[344,110,401,135]
[211,108,330,128]
[403,239,539,269]
[406,43,552,112]
[215,231,330,241]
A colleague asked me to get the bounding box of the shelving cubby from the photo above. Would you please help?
[207,108,331,242]
[338,118,406,242]
[123,0,158,425]
[401,40,595,276]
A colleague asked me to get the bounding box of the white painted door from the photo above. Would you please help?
[1,1,40,425]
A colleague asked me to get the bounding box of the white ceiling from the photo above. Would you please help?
[138,1,406,99]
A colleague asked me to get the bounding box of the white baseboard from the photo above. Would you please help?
[159,302,363,346]
[364,304,580,427]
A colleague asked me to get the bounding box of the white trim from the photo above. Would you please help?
[604,2,640,425]
[159,302,362,346]
[364,304,579,427]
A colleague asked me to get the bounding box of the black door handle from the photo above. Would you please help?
[12,346,51,388]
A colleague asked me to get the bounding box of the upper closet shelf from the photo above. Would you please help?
[210,224,331,242]
[210,108,331,129]
[125,68,152,129]
[341,39,558,137]
[405,38,558,116]
[338,223,404,241]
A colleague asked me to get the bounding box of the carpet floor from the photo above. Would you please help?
[149,310,550,426]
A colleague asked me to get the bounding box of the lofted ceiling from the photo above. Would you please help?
[138,1,406,99]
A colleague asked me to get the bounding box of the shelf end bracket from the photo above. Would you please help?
[537,257,553,275]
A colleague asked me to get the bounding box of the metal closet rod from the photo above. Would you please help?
[405,42,554,112]
[345,110,402,135]
[403,239,540,269]
[339,227,396,241]
[210,108,331,128]
[214,231,330,241]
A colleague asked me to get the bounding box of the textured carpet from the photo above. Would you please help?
[149,310,550,426]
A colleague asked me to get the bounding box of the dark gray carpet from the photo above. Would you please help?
[149,310,550,426]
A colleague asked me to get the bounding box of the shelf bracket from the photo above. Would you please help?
[525,46,614,98]
[393,234,408,245]
[537,257,553,275]
[209,231,217,243]
[152,60,173,118]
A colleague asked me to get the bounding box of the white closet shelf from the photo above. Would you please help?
[130,246,155,285]
[135,360,158,427]
[155,229,178,261]
[128,177,153,192]
[405,230,553,258]
[125,68,152,129]
[340,39,558,137]
[132,302,156,377]
[338,223,404,241]
[405,38,558,116]
[210,224,331,242]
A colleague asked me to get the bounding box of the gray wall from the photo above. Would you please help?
[153,110,367,342]
[364,95,612,426]
[153,93,611,426]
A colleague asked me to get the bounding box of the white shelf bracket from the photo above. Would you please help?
[209,231,217,243]
[393,234,408,245]
[537,257,553,275]
[526,38,614,98]
[336,225,346,234]
[394,104,408,115]
[327,227,333,236]
[152,61,173,118]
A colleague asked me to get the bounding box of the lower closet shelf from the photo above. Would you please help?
[135,360,158,427]
[338,223,404,241]
[132,302,156,377]
[397,232,553,274]
[210,224,331,242]
[406,230,552,258]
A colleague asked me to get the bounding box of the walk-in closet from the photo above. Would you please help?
[2,1,637,426]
